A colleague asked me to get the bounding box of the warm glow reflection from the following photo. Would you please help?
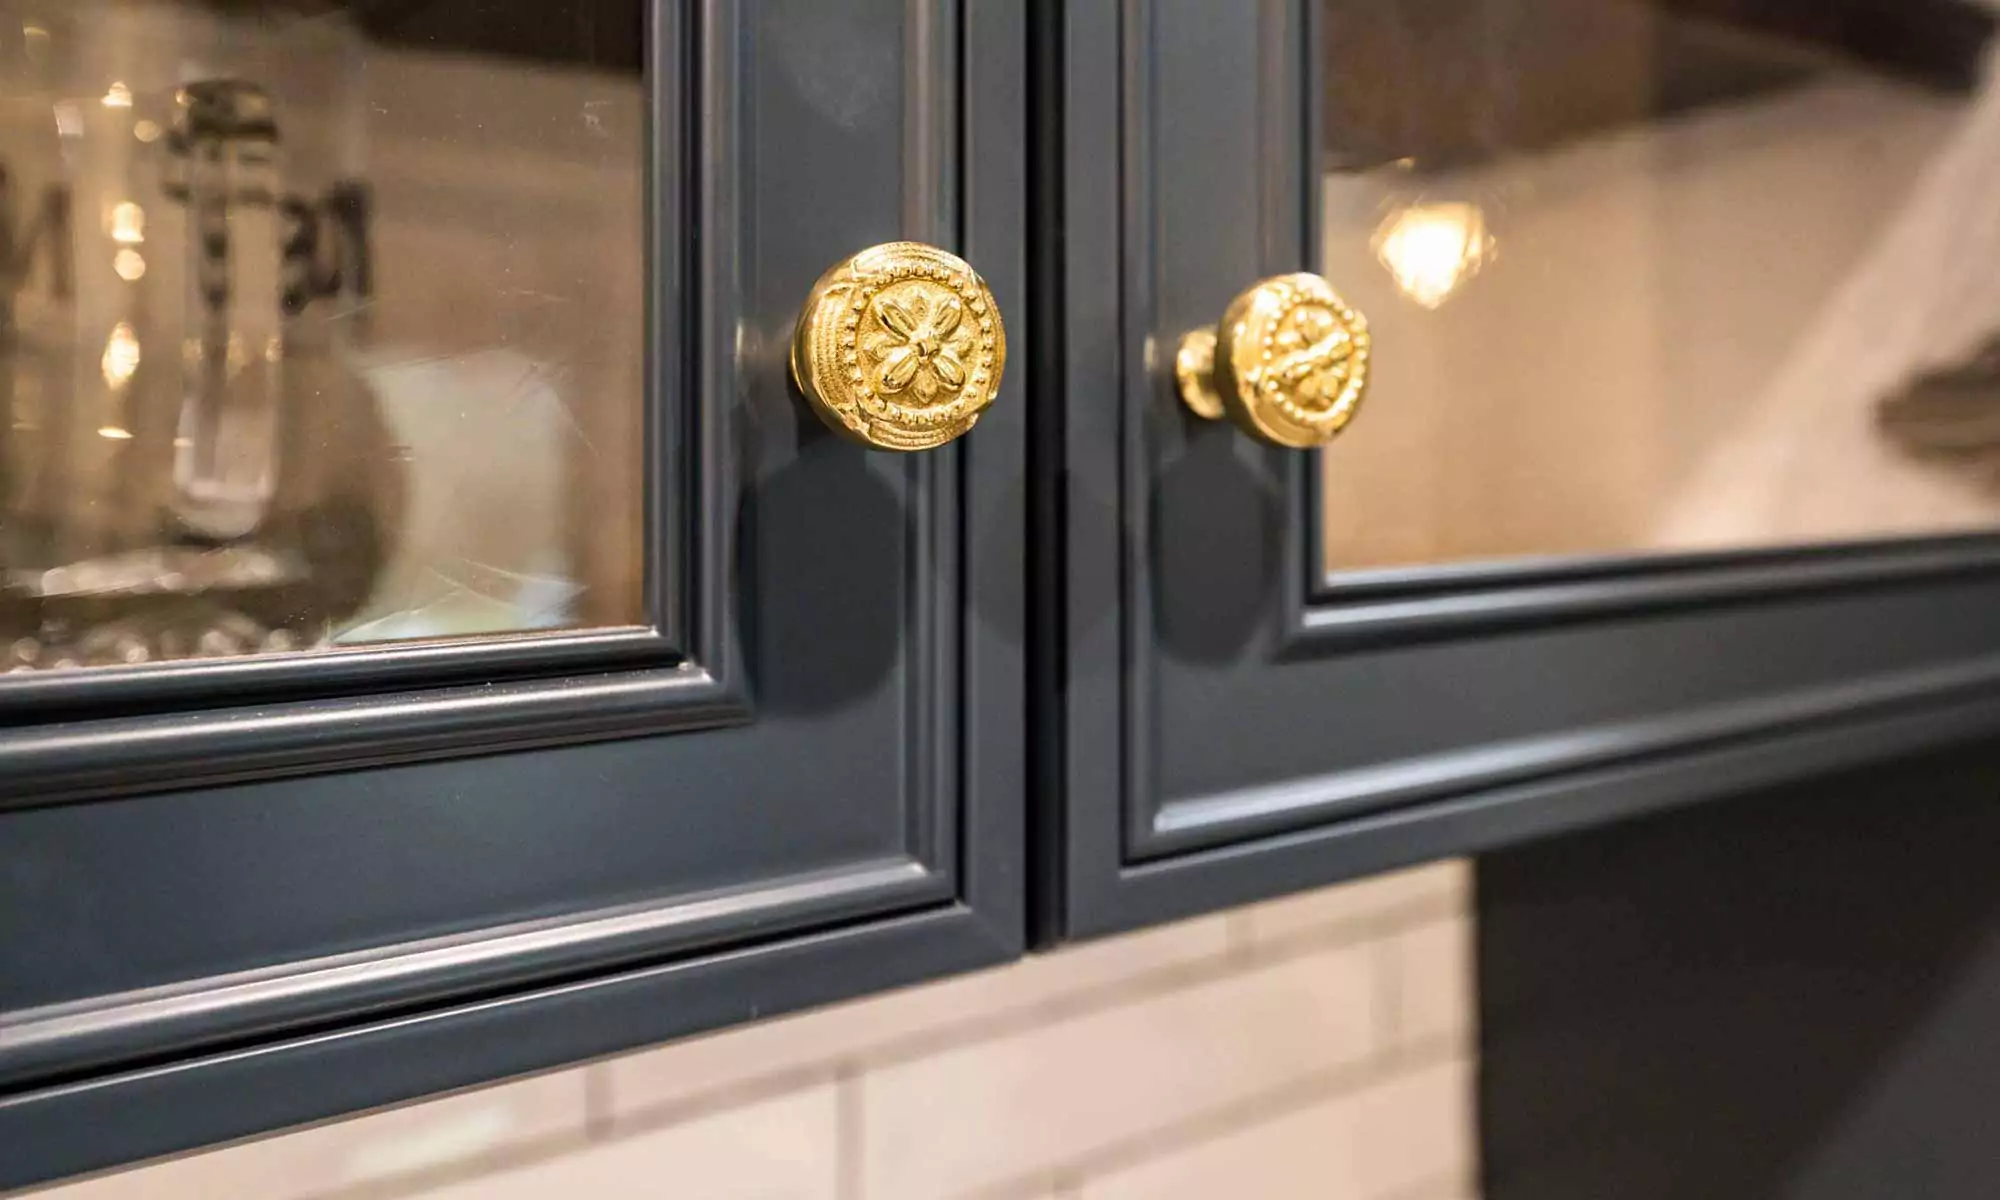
[101,81,133,109]
[109,201,144,244]
[1372,202,1494,309]
[97,425,133,440]
[101,322,140,389]
[113,249,146,281]
[133,119,162,143]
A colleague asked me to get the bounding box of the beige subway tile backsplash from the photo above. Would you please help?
[605,914,1231,1122]
[1394,918,1476,1051]
[1353,1059,1477,1199]
[1237,862,1470,947]
[23,863,1478,1200]
[1072,1091,1370,1200]
[403,1085,837,1200]
[31,1067,589,1200]
[858,943,1378,1199]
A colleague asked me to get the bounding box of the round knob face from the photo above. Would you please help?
[790,242,1006,452]
[1212,273,1371,449]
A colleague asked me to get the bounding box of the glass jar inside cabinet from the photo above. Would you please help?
[0,0,645,671]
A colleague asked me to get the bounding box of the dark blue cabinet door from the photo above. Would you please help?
[1047,0,2000,940]
[0,1,1023,1188]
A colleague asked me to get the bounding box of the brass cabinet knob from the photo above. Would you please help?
[1174,273,1371,449]
[791,241,1007,452]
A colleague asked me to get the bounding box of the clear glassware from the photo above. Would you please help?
[0,0,647,671]
[0,1,391,667]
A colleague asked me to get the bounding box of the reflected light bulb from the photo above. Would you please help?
[1372,202,1493,310]
[102,81,133,109]
[101,321,140,389]
[52,101,82,140]
[109,201,144,244]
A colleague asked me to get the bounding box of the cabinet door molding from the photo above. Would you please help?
[1045,0,2000,940]
[0,2,1025,1189]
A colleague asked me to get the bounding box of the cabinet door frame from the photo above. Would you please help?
[0,2,1025,1188]
[1043,0,2000,941]
[0,6,735,810]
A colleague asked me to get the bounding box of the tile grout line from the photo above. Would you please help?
[582,1063,614,1141]
[302,885,1468,1200]
[310,1128,597,1200]
[26,876,1476,1200]
[1376,1169,1480,1200]
[317,1064,855,1200]
[313,1066,860,1200]
[1375,927,1405,1055]
[596,895,1464,1140]
[1247,892,1467,958]
[849,897,1460,1070]
[1223,912,1260,964]
[836,1062,865,1200]
[607,1063,838,1138]
[954,1037,1471,1200]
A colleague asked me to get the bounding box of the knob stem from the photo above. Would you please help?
[1169,273,1371,449]
[1173,327,1225,421]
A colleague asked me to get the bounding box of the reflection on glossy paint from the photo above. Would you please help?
[1371,201,1493,310]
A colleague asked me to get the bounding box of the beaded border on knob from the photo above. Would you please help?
[790,242,1006,452]
[1211,273,1371,449]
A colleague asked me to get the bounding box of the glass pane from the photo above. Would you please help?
[0,0,645,671]
[1320,0,2000,574]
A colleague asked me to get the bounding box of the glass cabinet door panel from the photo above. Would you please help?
[1319,0,2000,573]
[0,0,645,669]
